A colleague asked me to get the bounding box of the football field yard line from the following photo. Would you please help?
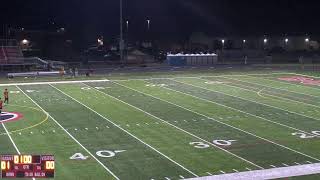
[168,79,315,135]
[224,76,320,98]
[187,77,320,122]
[250,74,320,91]
[116,81,320,162]
[49,84,199,178]
[1,122,36,180]
[84,82,264,169]
[224,82,320,109]
[157,82,320,162]
[1,123,21,154]
[15,85,120,180]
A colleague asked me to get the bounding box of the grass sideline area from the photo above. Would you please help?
[1,69,320,179]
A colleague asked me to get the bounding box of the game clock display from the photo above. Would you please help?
[1,155,54,178]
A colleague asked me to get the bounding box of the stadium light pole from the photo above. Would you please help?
[147,19,150,31]
[120,0,124,64]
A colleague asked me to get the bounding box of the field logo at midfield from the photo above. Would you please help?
[278,76,320,86]
[0,112,23,123]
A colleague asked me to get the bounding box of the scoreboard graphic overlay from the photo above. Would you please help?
[1,155,54,178]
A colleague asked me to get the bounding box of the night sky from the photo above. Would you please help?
[1,0,319,42]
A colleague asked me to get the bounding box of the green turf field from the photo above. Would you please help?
[1,70,320,179]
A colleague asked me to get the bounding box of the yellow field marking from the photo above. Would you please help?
[0,104,49,135]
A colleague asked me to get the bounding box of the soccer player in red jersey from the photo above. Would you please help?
[4,89,9,104]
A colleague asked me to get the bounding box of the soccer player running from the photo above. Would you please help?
[4,89,8,104]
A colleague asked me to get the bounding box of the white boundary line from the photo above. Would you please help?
[0,72,291,87]
[49,84,198,178]
[83,82,263,169]
[15,85,120,180]
[114,81,320,162]
[1,121,36,180]
[0,79,110,87]
[186,163,320,180]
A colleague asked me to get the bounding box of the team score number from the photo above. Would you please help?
[190,140,236,149]
[45,161,55,170]
[292,131,320,139]
[1,161,10,170]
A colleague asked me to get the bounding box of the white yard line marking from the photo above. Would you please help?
[175,78,320,128]
[90,82,263,169]
[201,78,320,121]
[186,163,320,180]
[225,76,320,98]
[16,86,120,180]
[162,83,320,161]
[50,84,198,177]
[2,123,36,180]
[223,79,320,109]
[119,81,320,162]
[2,123,21,154]
[256,74,320,93]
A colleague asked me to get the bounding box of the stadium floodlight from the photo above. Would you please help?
[97,38,103,46]
[147,19,151,30]
[285,38,289,43]
[126,20,129,30]
[305,38,309,43]
[222,39,225,44]
[243,39,246,43]
[263,38,268,44]
[21,39,29,45]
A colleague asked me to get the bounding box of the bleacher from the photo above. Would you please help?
[3,46,24,64]
[0,39,24,65]
[0,46,7,64]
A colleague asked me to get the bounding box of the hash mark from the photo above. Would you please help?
[232,169,239,172]
[307,161,313,164]
[245,167,251,171]
[270,165,276,168]
[282,163,289,167]
[294,162,301,165]
[165,177,171,180]
[206,172,213,175]
[179,175,185,179]
[219,170,225,174]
